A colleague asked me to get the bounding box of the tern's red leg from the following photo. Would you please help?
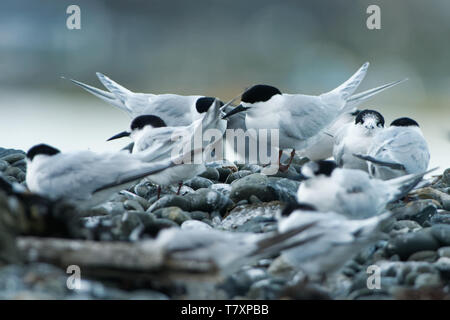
[176,182,183,195]
[157,186,161,200]
[278,149,296,172]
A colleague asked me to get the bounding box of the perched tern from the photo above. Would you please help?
[223,62,406,171]
[354,117,430,180]
[277,203,397,278]
[333,109,385,171]
[66,72,223,126]
[297,160,437,218]
[25,144,177,209]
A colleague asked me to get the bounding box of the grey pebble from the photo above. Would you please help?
[184,176,213,190]
[392,200,438,226]
[407,250,438,262]
[198,167,220,181]
[387,229,440,260]
[437,246,450,258]
[431,224,450,246]
[124,200,145,212]
[0,160,8,171]
[217,167,232,182]
[229,173,277,203]
[152,207,191,225]
[1,153,25,164]
[225,170,252,184]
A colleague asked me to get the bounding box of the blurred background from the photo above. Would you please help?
[0,0,448,171]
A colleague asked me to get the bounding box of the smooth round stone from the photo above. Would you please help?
[225,170,252,184]
[407,250,438,262]
[11,159,27,171]
[217,167,232,182]
[388,230,440,260]
[184,177,213,190]
[134,183,152,199]
[434,257,450,279]
[0,160,8,171]
[150,218,179,231]
[1,153,25,164]
[241,164,262,173]
[219,267,268,298]
[236,200,248,206]
[16,172,26,182]
[124,200,144,212]
[147,195,192,212]
[247,278,285,300]
[437,247,450,258]
[184,188,234,214]
[210,183,232,197]
[267,177,301,203]
[249,195,262,204]
[189,211,210,220]
[152,207,191,225]
[414,273,442,288]
[431,224,450,246]
[430,211,450,225]
[181,220,212,230]
[4,166,22,178]
[268,256,295,276]
[198,167,220,181]
[392,200,438,226]
[229,173,277,203]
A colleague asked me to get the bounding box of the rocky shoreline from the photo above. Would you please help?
[0,147,449,299]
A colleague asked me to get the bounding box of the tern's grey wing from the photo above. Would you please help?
[373,130,429,173]
[36,151,148,200]
[332,125,349,166]
[143,94,203,126]
[280,95,339,141]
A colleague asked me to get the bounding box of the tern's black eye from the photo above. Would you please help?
[241,84,282,104]
[355,109,385,127]
[195,97,223,114]
[131,115,166,130]
[27,144,60,160]
[390,117,419,127]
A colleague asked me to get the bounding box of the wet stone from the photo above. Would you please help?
[225,170,252,184]
[198,167,220,181]
[229,173,277,203]
[217,167,232,182]
[184,177,213,190]
[407,250,438,262]
[431,224,450,246]
[387,230,440,260]
[152,207,191,225]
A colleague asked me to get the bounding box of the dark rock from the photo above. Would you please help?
[184,177,213,190]
[267,177,301,203]
[217,167,232,182]
[198,167,220,181]
[225,170,252,184]
[229,173,277,203]
[152,207,191,225]
[392,200,438,226]
[387,230,440,260]
[431,224,450,246]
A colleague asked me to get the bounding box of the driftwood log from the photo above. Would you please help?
[16,236,220,286]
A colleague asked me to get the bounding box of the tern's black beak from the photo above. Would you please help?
[221,104,249,119]
[107,131,130,141]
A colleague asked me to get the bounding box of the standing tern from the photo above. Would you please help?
[223,62,406,171]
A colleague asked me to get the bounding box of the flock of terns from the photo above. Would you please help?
[6,62,436,278]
